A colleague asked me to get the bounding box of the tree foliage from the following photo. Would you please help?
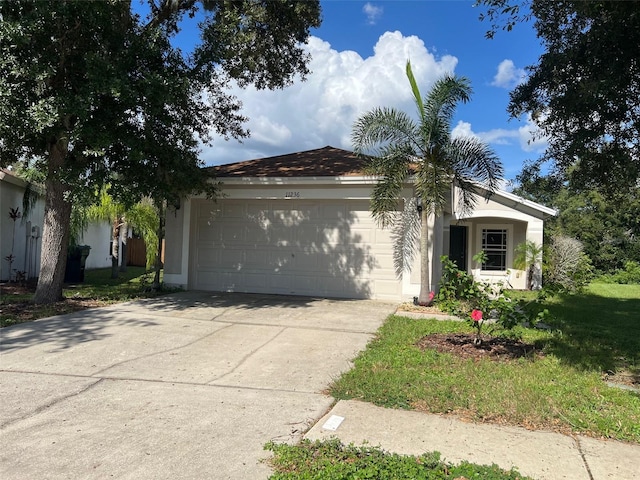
[512,164,640,274]
[352,61,503,304]
[477,0,640,191]
[0,0,321,303]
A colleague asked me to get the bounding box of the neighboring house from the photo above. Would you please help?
[0,168,114,282]
[163,146,555,301]
[0,168,45,282]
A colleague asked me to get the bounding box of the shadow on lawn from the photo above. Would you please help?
[543,290,640,383]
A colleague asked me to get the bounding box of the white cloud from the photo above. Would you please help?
[451,121,479,140]
[518,115,547,152]
[201,32,458,166]
[491,59,526,89]
[363,3,383,25]
[452,117,547,154]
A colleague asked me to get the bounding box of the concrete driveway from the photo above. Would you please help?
[0,292,395,479]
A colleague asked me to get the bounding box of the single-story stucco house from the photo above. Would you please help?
[163,146,556,301]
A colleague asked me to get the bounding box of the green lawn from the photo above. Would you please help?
[330,283,640,443]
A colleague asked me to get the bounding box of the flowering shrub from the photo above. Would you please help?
[437,256,552,336]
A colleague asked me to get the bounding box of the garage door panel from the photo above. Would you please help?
[196,246,221,268]
[349,227,375,244]
[222,202,246,218]
[291,252,320,271]
[243,273,268,289]
[191,199,401,299]
[197,222,223,242]
[268,273,292,291]
[218,223,242,243]
[372,252,396,274]
[207,249,244,269]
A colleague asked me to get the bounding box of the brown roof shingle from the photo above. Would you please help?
[208,146,369,177]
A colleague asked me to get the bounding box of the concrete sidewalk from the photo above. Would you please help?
[306,399,640,480]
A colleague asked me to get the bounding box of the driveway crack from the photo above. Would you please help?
[89,322,235,377]
[573,436,595,480]
[0,377,104,430]
[206,326,287,383]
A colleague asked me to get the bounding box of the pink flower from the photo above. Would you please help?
[428,291,435,301]
[471,309,483,322]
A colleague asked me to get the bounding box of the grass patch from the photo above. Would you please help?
[265,438,532,479]
[330,283,640,443]
[1,267,178,327]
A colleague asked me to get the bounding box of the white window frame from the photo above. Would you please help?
[476,224,512,275]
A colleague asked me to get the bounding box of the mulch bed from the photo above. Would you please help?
[416,333,543,361]
[1,283,104,325]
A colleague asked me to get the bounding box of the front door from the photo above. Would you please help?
[449,225,467,271]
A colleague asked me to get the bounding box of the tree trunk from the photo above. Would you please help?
[119,221,128,273]
[152,201,164,290]
[418,208,432,305]
[33,138,72,304]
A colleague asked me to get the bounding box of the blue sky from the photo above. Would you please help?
[172,1,547,182]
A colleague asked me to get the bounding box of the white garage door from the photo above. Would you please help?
[190,199,400,300]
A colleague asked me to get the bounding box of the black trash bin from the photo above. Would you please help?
[64,245,91,283]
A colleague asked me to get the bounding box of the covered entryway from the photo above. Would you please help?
[190,198,400,300]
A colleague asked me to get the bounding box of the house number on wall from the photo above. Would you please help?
[285,191,300,198]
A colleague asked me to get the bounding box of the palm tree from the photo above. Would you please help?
[352,61,503,305]
[514,240,543,290]
[85,188,158,279]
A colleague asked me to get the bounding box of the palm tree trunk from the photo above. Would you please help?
[33,137,72,304]
[152,201,164,290]
[418,208,432,305]
[111,218,120,279]
[120,221,128,273]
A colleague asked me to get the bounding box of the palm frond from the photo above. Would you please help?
[405,61,426,124]
[423,75,472,146]
[351,107,418,155]
[449,136,503,190]
[390,197,421,277]
[446,136,503,217]
[370,151,412,227]
[413,160,452,215]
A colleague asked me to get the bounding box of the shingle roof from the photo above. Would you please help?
[208,146,369,177]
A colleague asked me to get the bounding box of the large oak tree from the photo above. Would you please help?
[477,0,640,191]
[0,0,321,303]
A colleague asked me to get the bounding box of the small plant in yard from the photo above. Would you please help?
[3,206,22,282]
[470,308,484,345]
[514,240,543,290]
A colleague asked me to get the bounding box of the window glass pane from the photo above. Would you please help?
[481,228,507,270]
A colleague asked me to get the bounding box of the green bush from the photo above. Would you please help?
[599,261,640,284]
[437,256,551,332]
